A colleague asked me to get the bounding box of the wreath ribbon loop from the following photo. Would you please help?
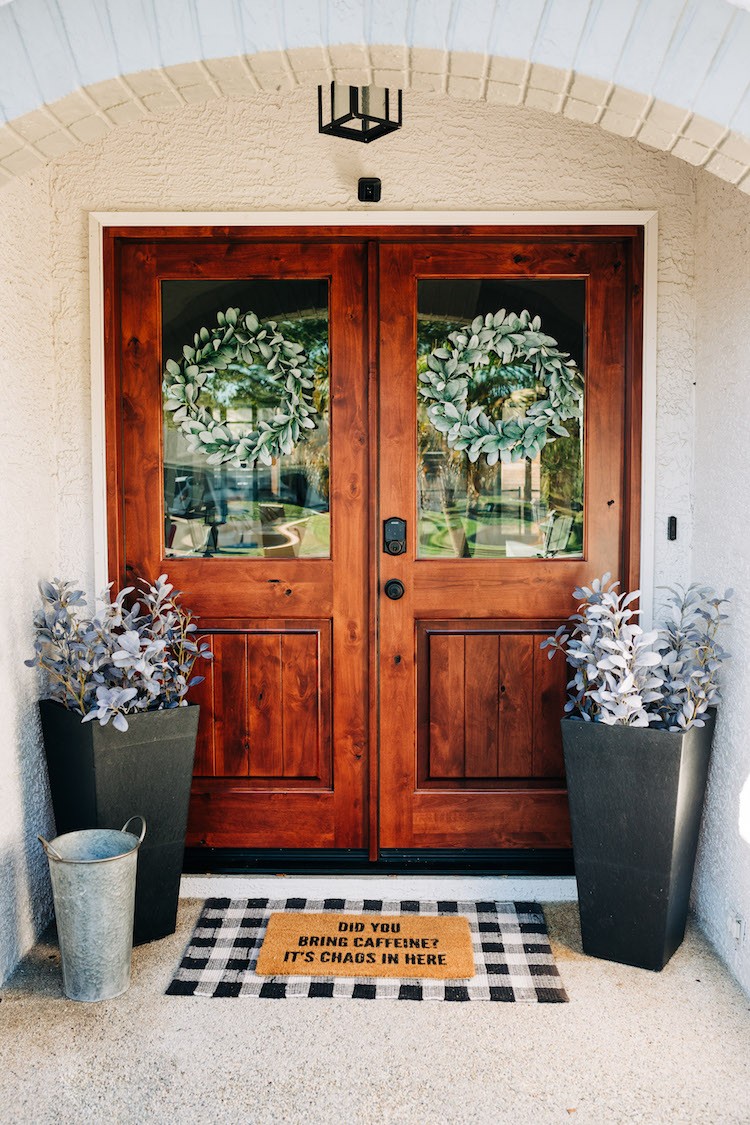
[163,307,318,468]
[419,309,584,465]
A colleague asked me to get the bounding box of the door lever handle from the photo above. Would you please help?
[384,579,405,601]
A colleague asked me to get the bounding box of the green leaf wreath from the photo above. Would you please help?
[163,307,318,468]
[419,309,584,465]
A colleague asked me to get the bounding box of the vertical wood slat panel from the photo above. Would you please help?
[189,655,215,777]
[248,634,283,777]
[464,634,500,778]
[281,632,320,778]
[533,644,567,777]
[429,634,466,778]
[424,627,567,782]
[213,633,249,777]
[498,634,534,777]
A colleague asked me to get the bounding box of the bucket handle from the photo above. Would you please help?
[122,816,147,846]
[38,835,64,861]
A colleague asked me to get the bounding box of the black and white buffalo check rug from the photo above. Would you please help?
[166,898,568,1002]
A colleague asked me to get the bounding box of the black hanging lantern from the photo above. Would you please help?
[318,83,402,143]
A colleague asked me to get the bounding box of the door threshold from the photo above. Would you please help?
[182,847,574,877]
[181,869,577,903]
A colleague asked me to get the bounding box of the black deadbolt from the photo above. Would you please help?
[383,516,406,555]
[384,579,405,601]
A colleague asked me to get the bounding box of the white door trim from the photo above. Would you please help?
[89,209,658,621]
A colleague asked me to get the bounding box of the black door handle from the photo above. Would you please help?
[384,579,405,601]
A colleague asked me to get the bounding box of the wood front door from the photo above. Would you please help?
[107,226,641,858]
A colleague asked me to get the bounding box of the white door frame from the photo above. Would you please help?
[89,209,658,620]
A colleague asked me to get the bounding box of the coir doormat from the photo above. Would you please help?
[255,911,475,979]
[167,898,568,1002]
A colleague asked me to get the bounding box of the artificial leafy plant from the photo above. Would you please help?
[26,574,212,731]
[542,574,731,730]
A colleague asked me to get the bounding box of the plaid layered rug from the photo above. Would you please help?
[166,898,568,1002]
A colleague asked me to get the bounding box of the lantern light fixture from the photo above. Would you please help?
[317,82,402,143]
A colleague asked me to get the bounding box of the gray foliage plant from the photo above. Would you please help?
[26,574,213,732]
[542,574,731,730]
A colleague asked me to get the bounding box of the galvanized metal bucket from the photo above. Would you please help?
[39,816,146,1002]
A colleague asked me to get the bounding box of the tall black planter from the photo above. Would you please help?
[39,699,199,945]
[561,712,715,971]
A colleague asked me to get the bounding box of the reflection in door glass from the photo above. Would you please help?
[162,279,329,559]
[417,279,585,559]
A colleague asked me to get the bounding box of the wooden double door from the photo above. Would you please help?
[108,226,641,858]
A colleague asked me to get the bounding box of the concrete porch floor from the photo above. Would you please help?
[2,890,749,1124]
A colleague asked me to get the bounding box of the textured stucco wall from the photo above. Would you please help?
[691,174,750,996]
[0,89,700,982]
[0,174,56,984]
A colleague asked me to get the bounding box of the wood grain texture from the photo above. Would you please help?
[498,634,534,778]
[533,643,568,778]
[189,655,215,777]
[105,225,642,245]
[429,633,466,778]
[465,634,500,778]
[186,786,336,848]
[412,791,571,849]
[379,235,640,850]
[114,238,367,849]
[281,632,320,779]
[108,227,643,856]
[248,634,284,778]
[419,625,561,787]
[366,240,381,862]
[328,242,369,847]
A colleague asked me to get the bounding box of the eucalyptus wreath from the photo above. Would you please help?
[419,309,584,465]
[163,307,318,468]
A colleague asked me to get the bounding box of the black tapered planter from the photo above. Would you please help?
[561,711,715,971]
[39,699,199,945]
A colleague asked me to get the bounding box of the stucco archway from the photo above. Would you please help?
[1,0,750,191]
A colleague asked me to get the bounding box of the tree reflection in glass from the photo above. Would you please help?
[162,280,330,559]
[417,279,585,560]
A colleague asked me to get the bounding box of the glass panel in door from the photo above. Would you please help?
[416,279,585,559]
[162,279,330,560]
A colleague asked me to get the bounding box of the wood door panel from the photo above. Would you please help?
[280,632,323,779]
[411,564,606,618]
[214,633,250,777]
[464,634,500,778]
[427,633,466,778]
[144,564,334,621]
[533,643,568,777]
[401,240,620,276]
[379,235,641,850]
[411,791,571,849]
[112,236,368,850]
[186,785,336,848]
[248,634,285,778]
[191,623,332,787]
[418,624,567,788]
[190,657,216,777]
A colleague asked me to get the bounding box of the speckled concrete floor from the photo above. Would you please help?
[2,900,749,1125]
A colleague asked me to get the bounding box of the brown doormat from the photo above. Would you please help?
[255,911,475,979]
[167,898,569,1001]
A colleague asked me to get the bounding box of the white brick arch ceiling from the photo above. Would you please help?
[1,0,750,191]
